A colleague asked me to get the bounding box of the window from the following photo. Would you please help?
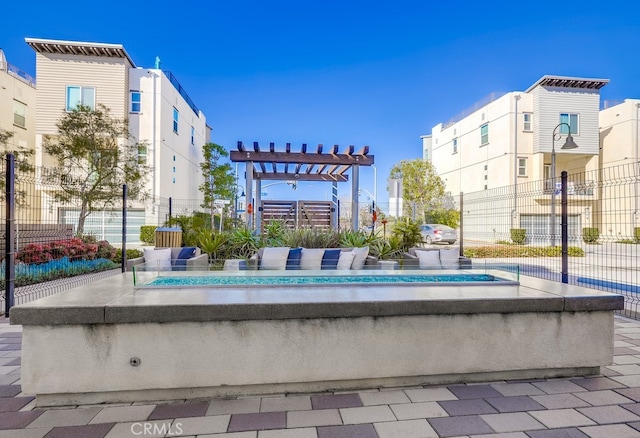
[172,107,179,133]
[453,138,458,154]
[66,86,95,111]
[13,100,26,128]
[137,145,147,164]
[559,113,579,134]
[191,126,195,145]
[130,91,141,113]
[523,113,532,131]
[517,157,527,177]
[480,124,489,145]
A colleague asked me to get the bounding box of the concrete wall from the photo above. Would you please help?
[22,310,613,406]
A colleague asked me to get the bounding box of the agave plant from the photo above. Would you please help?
[197,229,229,263]
[368,236,404,260]
[339,229,377,248]
[262,219,287,247]
[229,227,260,259]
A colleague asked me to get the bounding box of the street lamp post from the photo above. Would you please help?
[550,122,579,246]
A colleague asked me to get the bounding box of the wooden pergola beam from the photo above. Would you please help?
[230,151,374,166]
[253,172,348,182]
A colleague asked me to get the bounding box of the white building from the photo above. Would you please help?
[26,38,210,242]
[598,99,640,237]
[423,75,609,241]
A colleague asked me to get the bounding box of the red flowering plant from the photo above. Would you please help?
[16,243,54,264]
[16,238,111,265]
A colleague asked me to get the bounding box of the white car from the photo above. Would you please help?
[420,224,457,245]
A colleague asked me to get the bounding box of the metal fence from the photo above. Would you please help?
[3,154,640,318]
[460,162,640,318]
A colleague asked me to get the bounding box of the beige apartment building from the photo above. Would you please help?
[0,48,36,166]
[423,75,612,243]
[25,38,210,243]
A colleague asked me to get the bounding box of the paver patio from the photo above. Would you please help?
[3,314,640,437]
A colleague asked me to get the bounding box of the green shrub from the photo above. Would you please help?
[463,245,584,258]
[635,227,640,243]
[197,229,229,263]
[338,229,372,248]
[391,218,423,251]
[113,248,143,264]
[510,228,526,245]
[582,227,600,244]
[140,226,157,245]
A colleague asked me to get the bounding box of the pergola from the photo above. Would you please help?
[230,141,375,231]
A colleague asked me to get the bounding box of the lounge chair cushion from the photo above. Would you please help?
[440,248,460,269]
[350,246,370,270]
[321,249,342,270]
[143,247,172,271]
[260,247,291,270]
[174,247,197,271]
[337,251,356,270]
[300,248,325,270]
[416,249,441,269]
[286,247,303,270]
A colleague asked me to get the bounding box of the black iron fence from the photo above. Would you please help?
[3,154,640,318]
[460,162,640,318]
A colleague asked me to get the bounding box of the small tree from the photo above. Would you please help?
[389,159,447,222]
[43,104,149,236]
[199,142,235,229]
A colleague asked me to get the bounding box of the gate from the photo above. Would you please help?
[260,200,333,230]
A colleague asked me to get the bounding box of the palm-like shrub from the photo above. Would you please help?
[391,218,423,251]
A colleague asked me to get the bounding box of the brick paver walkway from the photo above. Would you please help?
[3,315,640,437]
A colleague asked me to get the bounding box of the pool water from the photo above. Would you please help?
[144,273,513,287]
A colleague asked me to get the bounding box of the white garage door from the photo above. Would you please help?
[520,214,582,244]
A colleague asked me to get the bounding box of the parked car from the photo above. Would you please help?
[420,224,457,245]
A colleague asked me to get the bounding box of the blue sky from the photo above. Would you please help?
[2,0,640,207]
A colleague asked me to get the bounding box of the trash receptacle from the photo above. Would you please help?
[155,227,182,247]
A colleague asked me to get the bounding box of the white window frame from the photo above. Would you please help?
[517,157,528,177]
[523,113,532,131]
[66,86,95,111]
[480,124,489,146]
[452,138,458,154]
[191,126,195,145]
[13,100,26,128]
[172,107,179,133]
[559,113,579,135]
[130,91,141,113]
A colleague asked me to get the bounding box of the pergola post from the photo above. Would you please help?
[351,164,359,231]
[245,161,253,229]
[332,181,338,230]
[255,179,262,234]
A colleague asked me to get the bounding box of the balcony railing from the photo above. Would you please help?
[543,179,595,196]
[0,60,36,88]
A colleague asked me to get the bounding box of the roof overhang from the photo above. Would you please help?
[526,75,609,93]
[25,38,136,67]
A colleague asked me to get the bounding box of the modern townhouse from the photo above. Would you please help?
[422,75,611,243]
[599,98,640,237]
[0,48,36,167]
[25,38,210,243]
